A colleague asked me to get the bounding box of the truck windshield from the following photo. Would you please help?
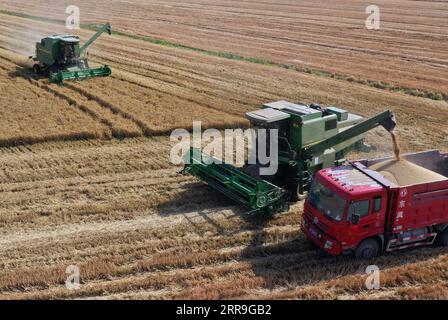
[308,180,347,222]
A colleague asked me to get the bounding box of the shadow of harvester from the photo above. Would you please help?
[7,64,44,81]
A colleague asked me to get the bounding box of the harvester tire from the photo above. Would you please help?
[33,64,41,75]
[354,238,380,259]
[289,184,306,202]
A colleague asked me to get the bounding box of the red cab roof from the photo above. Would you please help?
[319,165,384,197]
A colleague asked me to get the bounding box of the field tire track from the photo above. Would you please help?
[64,83,154,136]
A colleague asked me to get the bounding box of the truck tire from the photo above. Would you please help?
[354,238,380,259]
[438,229,448,247]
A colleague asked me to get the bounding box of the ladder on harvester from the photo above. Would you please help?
[181,148,289,215]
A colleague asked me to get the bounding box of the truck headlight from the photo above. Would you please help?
[324,240,333,249]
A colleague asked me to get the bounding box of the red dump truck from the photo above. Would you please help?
[302,150,448,258]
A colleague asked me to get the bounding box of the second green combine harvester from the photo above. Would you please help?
[182,101,396,215]
[30,23,112,83]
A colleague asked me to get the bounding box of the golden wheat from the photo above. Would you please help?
[0,11,447,300]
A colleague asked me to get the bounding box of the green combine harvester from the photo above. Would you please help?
[30,23,112,83]
[182,101,396,215]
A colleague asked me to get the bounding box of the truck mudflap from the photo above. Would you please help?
[181,148,289,215]
[50,65,112,83]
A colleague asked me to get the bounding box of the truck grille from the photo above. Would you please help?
[304,211,329,231]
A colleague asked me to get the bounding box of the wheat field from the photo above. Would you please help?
[1,0,447,95]
[0,2,447,300]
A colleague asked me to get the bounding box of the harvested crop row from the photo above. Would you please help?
[0,15,251,134]
[242,250,448,300]
[0,45,142,140]
[0,137,173,183]
[0,137,447,300]
[0,137,300,298]
[68,79,249,135]
[41,82,143,138]
[3,244,447,300]
[0,6,447,301]
[0,16,265,117]
[0,13,447,154]
[1,0,447,95]
[0,56,111,146]
[0,20,270,121]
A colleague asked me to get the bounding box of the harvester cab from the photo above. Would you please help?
[59,37,79,63]
[244,101,372,196]
[30,23,112,83]
[182,100,396,215]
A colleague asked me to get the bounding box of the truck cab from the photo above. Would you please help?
[302,150,448,258]
[302,165,388,256]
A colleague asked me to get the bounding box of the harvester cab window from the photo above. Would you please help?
[348,200,370,220]
[251,119,289,157]
[325,118,337,131]
[62,42,76,61]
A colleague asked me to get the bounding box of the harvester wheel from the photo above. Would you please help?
[32,64,41,75]
[354,238,380,259]
[289,184,306,202]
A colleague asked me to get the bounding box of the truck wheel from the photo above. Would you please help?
[438,229,448,247]
[354,238,380,259]
[33,64,41,75]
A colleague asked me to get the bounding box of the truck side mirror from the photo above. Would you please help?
[351,213,361,225]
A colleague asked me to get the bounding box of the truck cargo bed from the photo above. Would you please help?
[356,150,448,235]
[362,150,448,178]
